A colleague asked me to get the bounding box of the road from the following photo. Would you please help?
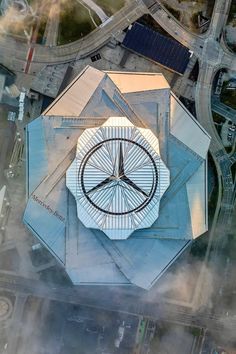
[186,0,236,311]
[0,120,16,184]
[144,0,236,71]
[142,0,206,51]
[207,0,232,39]
[194,63,235,308]
[0,0,147,74]
[43,0,60,47]
[23,0,51,74]
[0,0,235,74]
[115,0,236,318]
[0,273,235,334]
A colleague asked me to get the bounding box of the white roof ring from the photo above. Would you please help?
[66,117,170,240]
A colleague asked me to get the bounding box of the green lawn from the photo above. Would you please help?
[58,0,101,45]
[93,0,125,17]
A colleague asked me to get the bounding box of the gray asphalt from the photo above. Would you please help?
[0,119,16,185]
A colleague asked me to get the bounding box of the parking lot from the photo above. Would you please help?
[220,120,236,148]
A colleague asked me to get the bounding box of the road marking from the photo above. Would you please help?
[24,47,35,74]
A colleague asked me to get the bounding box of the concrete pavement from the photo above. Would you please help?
[143,0,206,51]
[81,0,109,23]
[43,0,60,47]
[0,0,147,73]
[191,0,236,310]
[144,0,236,71]
[0,0,235,76]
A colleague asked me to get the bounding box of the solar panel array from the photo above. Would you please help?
[122,22,190,75]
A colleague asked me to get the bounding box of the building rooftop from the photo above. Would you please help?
[66,116,170,240]
[122,22,191,75]
[106,71,170,93]
[24,66,210,289]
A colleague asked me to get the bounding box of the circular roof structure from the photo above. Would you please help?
[81,138,158,215]
[66,117,170,239]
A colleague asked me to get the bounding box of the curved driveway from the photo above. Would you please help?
[0,1,147,72]
[1,0,236,72]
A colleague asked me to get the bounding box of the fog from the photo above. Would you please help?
[0,1,235,353]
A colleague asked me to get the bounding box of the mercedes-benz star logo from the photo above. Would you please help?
[79,138,158,215]
[85,143,149,197]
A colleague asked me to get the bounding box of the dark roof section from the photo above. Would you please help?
[41,95,54,113]
[0,64,15,86]
[122,22,191,75]
[58,65,73,95]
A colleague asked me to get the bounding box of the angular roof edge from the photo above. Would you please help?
[171,92,211,141]
[106,71,170,93]
[43,65,105,117]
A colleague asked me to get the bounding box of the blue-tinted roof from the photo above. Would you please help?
[122,23,190,74]
[27,117,48,195]
[23,67,209,289]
